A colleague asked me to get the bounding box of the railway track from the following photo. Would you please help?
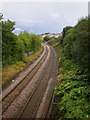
[1,43,58,119]
[1,43,48,113]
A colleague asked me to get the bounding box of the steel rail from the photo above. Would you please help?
[16,45,55,119]
[2,43,50,118]
[2,43,48,113]
[34,46,57,119]
[1,43,47,102]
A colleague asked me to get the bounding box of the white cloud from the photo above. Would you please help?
[13,27,24,35]
[14,28,23,31]
[2,2,88,34]
[14,19,43,26]
[23,19,43,24]
[29,29,34,33]
[50,13,60,19]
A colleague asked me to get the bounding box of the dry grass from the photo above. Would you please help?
[2,48,42,88]
[58,67,64,84]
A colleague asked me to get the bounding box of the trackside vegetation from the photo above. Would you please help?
[2,49,42,89]
[46,17,89,119]
[1,19,42,89]
[2,20,41,66]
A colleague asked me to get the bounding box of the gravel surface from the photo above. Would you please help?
[2,44,58,119]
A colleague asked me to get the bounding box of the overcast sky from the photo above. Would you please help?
[1,2,88,34]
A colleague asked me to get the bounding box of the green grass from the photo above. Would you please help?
[2,48,42,89]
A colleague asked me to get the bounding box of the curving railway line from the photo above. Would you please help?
[1,43,58,119]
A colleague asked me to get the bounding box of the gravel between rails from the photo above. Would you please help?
[17,45,54,119]
[2,44,51,118]
[0,43,46,102]
[36,46,58,119]
[2,44,58,119]
[2,44,48,113]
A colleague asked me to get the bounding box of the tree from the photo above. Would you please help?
[18,31,32,57]
[60,26,73,44]
[2,19,41,66]
[45,32,50,34]
[0,13,3,20]
[30,34,41,52]
[62,17,88,69]
[2,20,18,65]
[43,36,50,41]
[56,17,89,119]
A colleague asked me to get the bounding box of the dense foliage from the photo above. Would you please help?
[62,18,88,70]
[60,26,73,44]
[0,14,2,65]
[2,20,18,65]
[56,51,89,119]
[2,20,41,66]
[55,17,89,119]
[43,36,50,41]
[46,17,89,119]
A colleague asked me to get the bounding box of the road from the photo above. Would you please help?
[1,43,58,119]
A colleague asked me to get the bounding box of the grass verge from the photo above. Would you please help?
[51,44,89,119]
[2,48,42,89]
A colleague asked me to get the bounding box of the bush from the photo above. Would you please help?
[56,55,89,119]
[43,36,50,41]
